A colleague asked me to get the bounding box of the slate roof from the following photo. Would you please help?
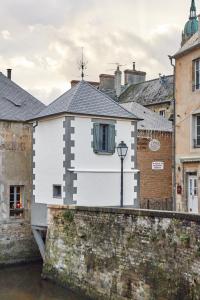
[119,75,173,106]
[33,80,139,120]
[173,32,200,58]
[0,72,45,121]
[121,102,172,132]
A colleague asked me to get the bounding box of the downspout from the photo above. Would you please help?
[169,55,176,211]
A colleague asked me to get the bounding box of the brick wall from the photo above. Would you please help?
[137,130,172,210]
[43,206,200,300]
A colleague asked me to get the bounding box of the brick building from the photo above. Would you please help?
[122,102,172,210]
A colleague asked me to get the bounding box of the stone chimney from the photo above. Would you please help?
[114,66,122,97]
[99,74,115,90]
[7,69,12,80]
[124,63,146,86]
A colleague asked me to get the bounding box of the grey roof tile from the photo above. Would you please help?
[121,102,172,132]
[34,81,139,120]
[119,75,173,106]
[0,72,45,121]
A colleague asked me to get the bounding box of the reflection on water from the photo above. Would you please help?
[0,262,90,300]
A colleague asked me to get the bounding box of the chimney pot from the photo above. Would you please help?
[7,69,12,80]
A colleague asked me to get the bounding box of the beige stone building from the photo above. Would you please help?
[173,2,200,212]
[0,70,44,263]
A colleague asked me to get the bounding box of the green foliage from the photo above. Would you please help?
[62,210,74,223]
[180,233,190,247]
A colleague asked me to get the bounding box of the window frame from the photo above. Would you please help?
[193,114,200,148]
[193,58,200,91]
[93,122,116,155]
[159,110,166,118]
[53,185,62,198]
[9,185,24,218]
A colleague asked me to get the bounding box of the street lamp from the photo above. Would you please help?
[117,141,128,207]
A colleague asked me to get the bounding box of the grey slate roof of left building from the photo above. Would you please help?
[121,102,172,132]
[33,80,140,120]
[0,72,45,121]
[119,75,173,106]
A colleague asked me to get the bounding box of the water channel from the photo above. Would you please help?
[0,262,90,300]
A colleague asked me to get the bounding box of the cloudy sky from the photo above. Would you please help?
[0,0,196,104]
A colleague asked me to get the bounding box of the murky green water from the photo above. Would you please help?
[0,262,90,300]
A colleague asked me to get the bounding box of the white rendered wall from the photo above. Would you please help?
[33,117,65,205]
[71,116,137,206]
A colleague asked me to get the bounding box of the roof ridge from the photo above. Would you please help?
[83,80,139,119]
[67,80,85,111]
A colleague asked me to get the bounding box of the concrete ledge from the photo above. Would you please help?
[47,205,200,222]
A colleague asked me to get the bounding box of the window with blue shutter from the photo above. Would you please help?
[93,123,115,154]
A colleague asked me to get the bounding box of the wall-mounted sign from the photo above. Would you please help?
[149,139,160,152]
[152,161,164,170]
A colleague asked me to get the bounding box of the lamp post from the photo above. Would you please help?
[117,141,128,207]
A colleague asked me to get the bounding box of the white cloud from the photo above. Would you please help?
[0,0,194,103]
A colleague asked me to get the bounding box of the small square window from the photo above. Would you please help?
[159,110,166,117]
[53,185,62,198]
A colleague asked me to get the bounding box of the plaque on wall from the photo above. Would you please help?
[149,139,160,152]
[152,161,164,170]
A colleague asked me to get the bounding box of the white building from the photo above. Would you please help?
[31,81,139,228]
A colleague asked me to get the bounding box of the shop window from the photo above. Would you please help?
[10,186,24,218]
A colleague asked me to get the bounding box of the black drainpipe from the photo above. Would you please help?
[168,55,176,211]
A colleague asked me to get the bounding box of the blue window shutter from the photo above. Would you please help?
[108,124,115,153]
[93,123,100,152]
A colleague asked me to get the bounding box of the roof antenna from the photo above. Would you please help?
[78,47,88,80]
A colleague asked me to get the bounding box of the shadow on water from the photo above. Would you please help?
[0,262,90,300]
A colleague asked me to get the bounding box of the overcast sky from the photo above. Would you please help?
[0,0,196,104]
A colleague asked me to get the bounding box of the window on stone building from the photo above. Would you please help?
[53,185,62,198]
[93,123,115,154]
[10,186,24,218]
[193,115,200,148]
[193,59,200,91]
[159,110,166,117]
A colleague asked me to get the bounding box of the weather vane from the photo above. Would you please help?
[78,48,88,80]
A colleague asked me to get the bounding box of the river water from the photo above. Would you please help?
[0,262,90,300]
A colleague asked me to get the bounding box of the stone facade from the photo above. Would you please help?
[174,44,200,213]
[44,205,200,300]
[138,130,172,210]
[0,221,39,265]
[0,121,40,263]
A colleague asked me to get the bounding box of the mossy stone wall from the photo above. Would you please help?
[43,206,200,300]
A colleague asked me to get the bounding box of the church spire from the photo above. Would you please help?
[190,0,196,19]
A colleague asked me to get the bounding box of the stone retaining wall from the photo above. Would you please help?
[43,206,200,300]
[0,221,40,265]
